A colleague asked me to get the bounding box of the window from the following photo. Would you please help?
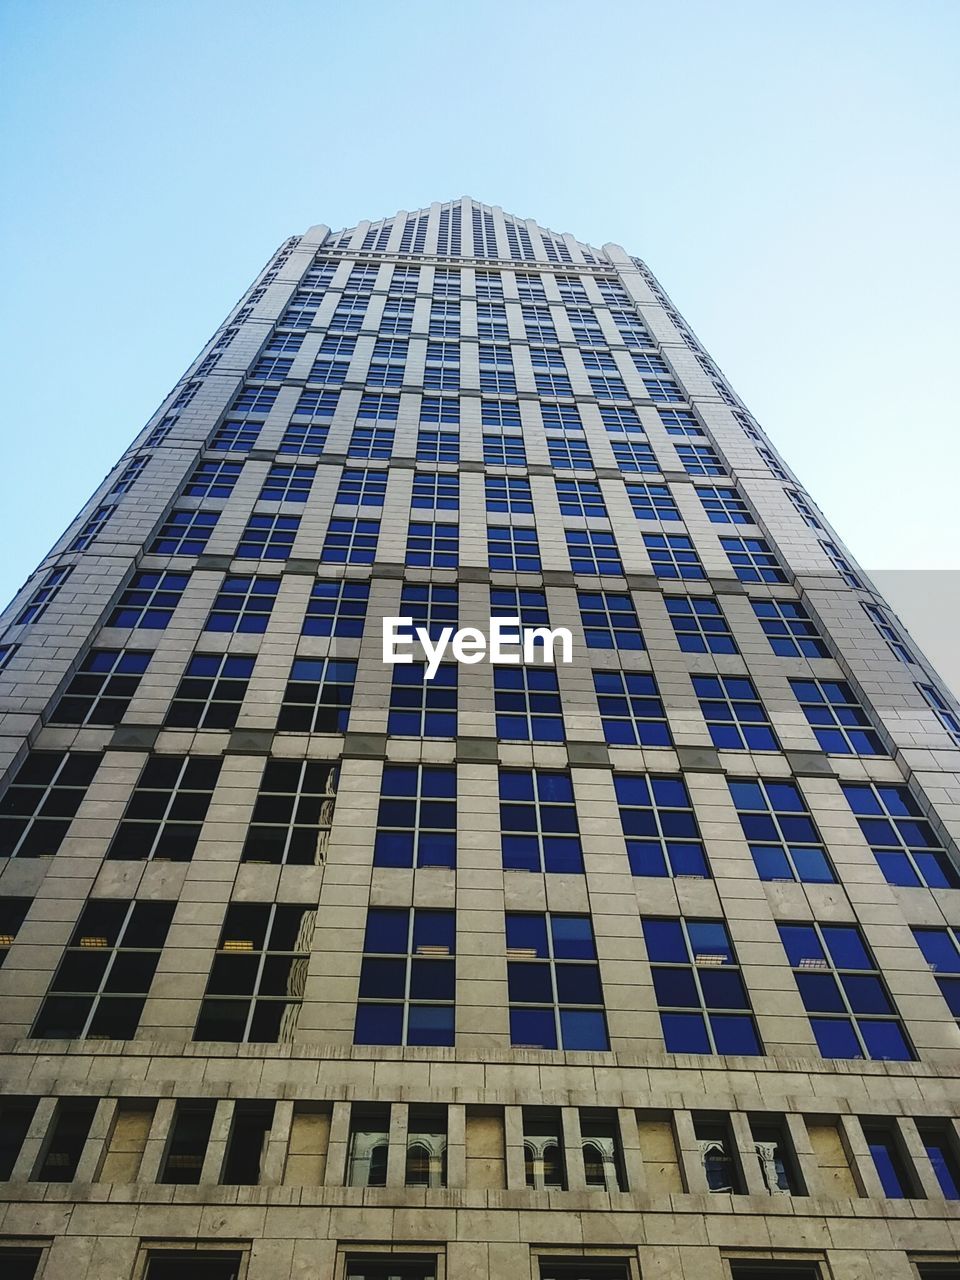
[557,275,589,303]
[863,601,914,663]
[912,927,960,1018]
[159,1101,216,1183]
[278,423,328,455]
[556,479,607,519]
[535,371,572,397]
[236,513,300,560]
[600,405,643,433]
[348,426,394,459]
[722,536,787,583]
[842,782,960,889]
[0,751,100,859]
[336,467,388,507]
[644,532,705,579]
[677,443,723,476]
[524,1108,567,1188]
[728,778,835,883]
[698,485,752,524]
[541,402,582,431]
[406,1105,448,1187]
[566,529,622,576]
[484,368,519,395]
[786,487,823,529]
[50,648,151,725]
[548,435,593,469]
[292,388,339,423]
[864,1125,917,1198]
[347,1106,389,1187]
[205,575,279,633]
[107,569,189,629]
[0,1094,38,1177]
[486,476,533,514]
[499,769,581,874]
[367,340,406,387]
[495,666,565,741]
[594,671,672,746]
[481,399,522,431]
[389,663,457,737]
[632,353,670,376]
[424,342,459,392]
[374,765,456,869]
[507,913,608,1050]
[659,408,703,436]
[488,525,541,572]
[230,385,278,417]
[109,455,149,496]
[416,430,459,464]
[694,1118,744,1192]
[819,538,862,587]
[750,1117,802,1194]
[321,517,379,564]
[615,773,706,876]
[530,345,565,369]
[0,897,31,968]
[194,902,315,1042]
[643,377,684,404]
[355,908,455,1047]
[183,460,243,499]
[627,482,681,521]
[578,589,644,648]
[483,432,526,466]
[779,922,914,1060]
[789,678,886,755]
[918,683,960,744]
[32,898,174,1039]
[665,596,737,654]
[398,583,459,641]
[420,395,459,425]
[15,564,73,625]
[266,330,306,354]
[517,274,547,301]
[752,599,829,658]
[103,753,218,864]
[34,1099,97,1182]
[917,1123,960,1199]
[69,503,114,551]
[149,509,218,556]
[277,657,355,732]
[222,1101,275,1186]
[250,355,292,382]
[303,579,369,637]
[693,674,779,750]
[209,420,261,452]
[579,1109,628,1191]
[611,439,659,472]
[259,464,315,503]
[165,653,254,729]
[643,917,762,1054]
[489,587,549,632]
[144,418,175,448]
[406,520,458,568]
[0,642,19,670]
[242,759,336,866]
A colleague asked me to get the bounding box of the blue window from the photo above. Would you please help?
[566,529,622,576]
[277,658,356,733]
[631,353,670,375]
[483,367,518,395]
[677,443,724,476]
[374,765,457,868]
[495,667,565,741]
[319,334,356,358]
[822,540,862,589]
[786,487,823,529]
[165,653,255,730]
[658,408,703,437]
[752,599,829,658]
[367,347,406,388]
[69,504,114,552]
[590,375,629,401]
[499,769,581,874]
[643,378,684,404]
[523,307,557,342]
[205,575,279,634]
[535,371,572,397]
[918,682,960,744]
[302,580,369,638]
[556,276,589,303]
[665,597,737,654]
[842,782,960,889]
[615,775,708,877]
[259,465,315,504]
[581,350,618,373]
[778,922,914,1061]
[432,268,460,296]
[490,587,549,629]
[612,439,659,472]
[644,532,705,580]
[236,513,300,560]
[106,570,187,629]
[279,423,328,455]
[399,583,458,641]
[728,778,835,883]
[420,396,459,424]
[265,331,305,354]
[210,421,261,452]
[358,393,399,420]
[388,663,457,737]
[600,405,643,433]
[355,908,455,1048]
[292,389,339,423]
[230,386,278,417]
[412,471,459,508]
[626,482,680,521]
[486,476,533,514]
[249,356,292,382]
[693,675,779,751]
[577,590,643,649]
[321,518,379,565]
[416,430,459,464]
[336,468,388,507]
[722,536,787,584]
[184,460,242,499]
[541,403,582,431]
[698,486,752,524]
[865,1128,915,1198]
[50,649,152,727]
[863,601,913,663]
[517,275,547,301]
[0,643,18,670]
[150,510,218,556]
[643,917,762,1055]
[488,525,540,572]
[406,521,458,569]
[594,671,671,746]
[530,345,565,369]
[918,1126,960,1199]
[548,435,593,469]
[0,750,101,859]
[348,426,394,459]
[789,678,886,755]
[481,400,522,431]
[109,455,150,496]
[483,433,526,466]
[912,928,960,1019]
[507,913,608,1050]
[556,480,607,519]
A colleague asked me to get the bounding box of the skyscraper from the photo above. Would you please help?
[1,197,959,1280]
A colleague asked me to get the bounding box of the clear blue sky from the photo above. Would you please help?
[1,1,958,608]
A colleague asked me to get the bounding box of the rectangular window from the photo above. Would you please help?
[415,430,459,464]
[566,529,622,576]
[420,396,459,425]
[400,583,459,640]
[303,579,369,637]
[308,359,350,387]
[222,1101,275,1186]
[32,899,175,1039]
[487,525,540,572]
[406,1105,448,1188]
[632,352,670,376]
[752,599,829,658]
[51,648,152,725]
[184,460,243,499]
[535,371,572,397]
[321,517,379,564]
[789,678,886,755]
[863,601,914,663]
[658,408,703,436]
[728,777,836,883]
[612,439,659,472]
[495,666,565,741]
[34,1099,97,1182]
[483,432,526,466]
[541,402,582,431]
[918,683,960,743]
[389,663,457,737]
[292,388,339,423]
[0,1095,38,1177]
[698,485,752,524]
[917,1123,960,1199]
[822,539,862,588]
[69,503,114,552]
[346,1105,389,1187]
[693,674,779,750]
[319,333,356,358]
[259,464,315,504]
[15,564,73,625]
[107,569,189,629]
[643,377,684,403]
[406,520,458,568]
[107,756,222,861]
[277,657,355,732]
[627,482,681,521]
[266,330,306,353]
[600,405,643,433]
[0,751,100,859]
[205,574,279,633]
[580,1108,628,1191]
[577,589,644,648]
[594,671,671,746]
[531,345,567,369]
[750,1116,803,1194]
[109,454,150,495]
[644,532,705,580]
[484,369,519,394]
[159,1101,216,1183]
[695,1117,745,1192]
[250,355,292,382]
[556,479,607,518]
[547,435,593,469]
[0,642,18,671]
[374,765,457,869]
[486,476,533,514]
[524,1107,567,1189]
[615,774,707,877]
[842,782,959,889]
[149,509,218,556]
[643,917,762,1055]
[165,653,254,729]
[864,1124,917,1198]
[722,536,787,584]
[348,426,394,459]
[677,443,724,475]
[336,467,388,507]
[230,385,278,417]
[236,513,300,560]
[665,596,737,654]
[209,420,261,452]
[0,897,31,968]
[359,395,402,424]
[355,908,455,1047]
[242,759,336,866]
[778,921,914,1060]
[194,902,315,1042]
[787,487,823,529]
[499,769,581,874]
[912,927,960,1019]
[507,913,608,1050]
[278,423,328,455]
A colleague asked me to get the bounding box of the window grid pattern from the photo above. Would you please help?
[728,778,836,884]
[615,774,708,878]
[355,908,455,1048]
[507,913,608,1051]
[693,675,779,751]
[789,678,886,755]
[842,782,960,889]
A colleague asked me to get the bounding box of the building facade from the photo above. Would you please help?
[1,198,959,1280]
